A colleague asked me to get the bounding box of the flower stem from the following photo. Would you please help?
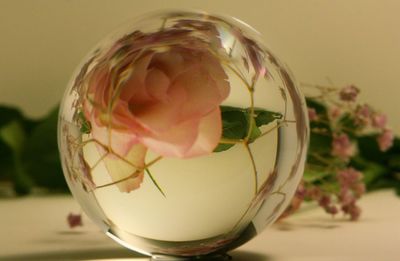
[94,156,163,190]
[244,142,258,195]
[146,168,166,197]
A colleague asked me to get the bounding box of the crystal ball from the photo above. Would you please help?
[58,10,309,258]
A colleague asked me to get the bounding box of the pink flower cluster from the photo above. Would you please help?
[336,86,394,153]
[337,168,365,220]
[286,168,365,221]
[331,133,356,160]
[282,83,396,221]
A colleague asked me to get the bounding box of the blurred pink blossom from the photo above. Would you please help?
[330,106,342,120]
[377,129,394,152]
[353,183,366,197]
[372,113,387,129]
[342,202,361,221]
[339,188,355,206]
[337,168,363,187]
[325,205,339,215]
[339,85,360,102]
[331,133,356,160]
[308,108,319,121]
[355,104,371,126]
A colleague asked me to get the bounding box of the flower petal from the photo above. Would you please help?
[133,83,187,132]
[141,118,200,158]
[174,65,223,120]
[90,114,139,156]
[184,108,222,157]
[103,143,147,193]
[145,67,170,101]
[120,53,154,103]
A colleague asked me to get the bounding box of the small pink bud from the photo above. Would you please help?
[355,104,371,126]
[330,106,341,120]
[67,213,83,228]
[308,108,319,121]
[339,85,360,102]
[331,133,356,160]
[372,113,387,129]
[377,129,394,152]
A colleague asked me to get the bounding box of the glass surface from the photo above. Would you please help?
[58,10,309,259]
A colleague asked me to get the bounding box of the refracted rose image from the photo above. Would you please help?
[83,29,230,192]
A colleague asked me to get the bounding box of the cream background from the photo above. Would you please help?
[0,0,399,132]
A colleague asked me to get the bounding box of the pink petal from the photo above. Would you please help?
[103,144,147,193]
[184,108,222,157]
[174,65,223,120]
[120,53,154,102]
[133,83,187,132]
[145,67,170,101]
[200,52,230,100]
[141,118,200,158]
[150,48,187,80]
[90,114,139,156]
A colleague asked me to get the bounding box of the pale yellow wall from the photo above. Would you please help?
[0,0,399,132]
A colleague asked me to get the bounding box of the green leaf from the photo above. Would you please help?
[357,135,386,163]
[388,155,400,170]
[220,106,248,139]
[21,106,68,192]
[0,106,23,127]
[0,120,33,195]
[213,143,235,152]
[253,108,282,126]
[0,139,13,179]
[247,120,262,142]
[214,106,282,153]
[0,120,26,153]
[350,155,388,187]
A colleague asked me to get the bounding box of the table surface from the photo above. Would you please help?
[0,190,399,261]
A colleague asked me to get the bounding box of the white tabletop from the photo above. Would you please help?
[0,190,399,261]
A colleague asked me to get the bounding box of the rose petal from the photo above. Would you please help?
[174,65,223,120]
[141,118,200,158]
[103,143,147,193]
[120,53,154,102]
[145,67,170,101]
[184,108,222,157]
[200,52,230,100]
[150,49,187,80]
[90,115,139,156]
[133,83,187,132]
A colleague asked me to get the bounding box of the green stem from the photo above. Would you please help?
[146,168,166,197]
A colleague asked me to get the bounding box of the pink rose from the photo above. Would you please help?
[83,30,230,192]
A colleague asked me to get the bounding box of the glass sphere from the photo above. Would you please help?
[58,10,309,259]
